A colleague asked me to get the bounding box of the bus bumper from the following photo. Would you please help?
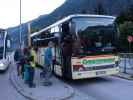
[72,67,119,80]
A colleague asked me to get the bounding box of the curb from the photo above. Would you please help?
[9,71,75,100]
[9,71,35,100]
[113,73,133,80]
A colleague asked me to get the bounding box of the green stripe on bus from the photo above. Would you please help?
[81,58,115,65]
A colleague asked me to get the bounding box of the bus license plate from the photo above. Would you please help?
[96,71,106,75]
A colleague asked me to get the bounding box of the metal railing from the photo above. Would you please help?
[119,53,133,75]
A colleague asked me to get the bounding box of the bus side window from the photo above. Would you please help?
[62,22,69,33]
[61,22,70,42]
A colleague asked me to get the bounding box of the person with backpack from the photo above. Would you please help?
[42,41,55,86]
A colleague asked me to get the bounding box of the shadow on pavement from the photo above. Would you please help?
[61,76,113,86]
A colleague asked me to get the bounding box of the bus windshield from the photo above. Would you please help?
[71,17,118,56]
[0,32,4,59]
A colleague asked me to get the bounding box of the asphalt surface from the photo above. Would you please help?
[65,76,133,100]
[1,60,133,100]
[0,65,28,100]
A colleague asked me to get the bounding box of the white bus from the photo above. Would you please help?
[31,14,119,79]
[0,29,11,71]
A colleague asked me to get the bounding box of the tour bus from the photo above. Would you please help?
[31,14,119,79]
[0,29,11,71]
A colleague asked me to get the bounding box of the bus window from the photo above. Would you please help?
[0,32,4,47]
[62,22,69,33]
[0,32,4,59]
[0,47,3,59]
[5,37,11,58]
[71,17,118,55]
[61,22,70,42]
[51,26,60,33]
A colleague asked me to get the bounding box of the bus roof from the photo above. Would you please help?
[31,14,116,37]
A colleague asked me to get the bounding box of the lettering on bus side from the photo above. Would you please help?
[80,58,115,65]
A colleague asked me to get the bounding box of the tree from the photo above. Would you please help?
[94,2,106,15]
[116,5,133,25]
[115,5,133,52]
[118,21,133,52]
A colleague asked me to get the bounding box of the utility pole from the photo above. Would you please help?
[28,23,31,47]
[19,0,22,48]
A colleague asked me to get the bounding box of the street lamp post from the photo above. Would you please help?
[19,0,22,48]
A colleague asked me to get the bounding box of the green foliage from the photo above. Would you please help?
[115,12,127,24]
[116,5,133,52]
[116,5,133,25]
[31,27,40,33]
[119,22,133,35]
[118,21,133,52]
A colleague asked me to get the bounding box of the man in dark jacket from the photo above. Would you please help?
[61,35,73,77]
[14,48,23,76]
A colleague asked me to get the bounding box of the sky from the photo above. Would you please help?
[0,0,65,28]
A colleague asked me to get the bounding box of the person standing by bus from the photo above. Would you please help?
[43,41,55,86]
[28,47,37,88]
[23,48,30,85]
[61,35,73,78]
[14,48,23,76]
[23,57,30,84]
